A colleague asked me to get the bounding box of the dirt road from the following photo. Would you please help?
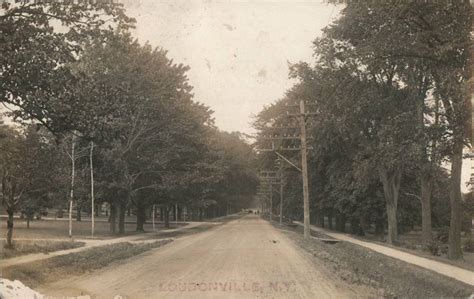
[39,215,361,298]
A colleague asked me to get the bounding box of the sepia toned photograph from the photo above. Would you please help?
[0,0,473,298]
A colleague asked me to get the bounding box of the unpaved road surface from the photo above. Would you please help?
[40,215,362,298]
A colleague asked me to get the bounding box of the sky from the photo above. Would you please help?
[122,0,341,134]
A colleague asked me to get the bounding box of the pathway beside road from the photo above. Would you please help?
[294,221,474,286]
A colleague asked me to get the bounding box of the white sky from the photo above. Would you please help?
[122,0,341,134]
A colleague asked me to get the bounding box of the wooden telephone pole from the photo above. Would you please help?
[279,169,284,225]
[256,100,315,239]
[298,100,311,239]
[257,170,282,221]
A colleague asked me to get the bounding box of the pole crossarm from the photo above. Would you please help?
[261,126,300,130]
[285,102,317,107]
[287,112,318,117]
[260,136,314,140]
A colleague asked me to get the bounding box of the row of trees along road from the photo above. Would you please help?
[0,2,257,246]
[254,1,472,260]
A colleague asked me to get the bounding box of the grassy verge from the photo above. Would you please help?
[1,240,85,259]
[2,240,172,288]
[142,223,218,239]
[210,212,246,223]
[0,218,184,240]
[140,213,244,240]
[275,222,474,298]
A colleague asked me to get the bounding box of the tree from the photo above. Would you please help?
[18,126,62,228]
[294,1,471,253]
[1,2,134,133]
[78,33,216,234]
[1,3,136,239]
[0,123,24,247]
[207,131,258,214]
[0,123,66,246]
[331,0,471,257]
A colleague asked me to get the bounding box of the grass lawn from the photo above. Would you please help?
[1,240,85,259]
[0,216,188,240]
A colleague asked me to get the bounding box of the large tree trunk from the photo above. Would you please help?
[379,167,402,245]
[76,202,81,221]
[6,209,14,248]
[164,205,170,229]
[110,203,117,233]
[386,202,397,243]
[136,201,145,232]
[179,205,183,221]
[118,202,126,234]
[415,76,434,248]
[448,138,463,259]
[421,174,433,246]
[434,68,467,259]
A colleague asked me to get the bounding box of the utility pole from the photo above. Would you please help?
[152,204,156,231]
[258,170,282,223]
[270,183,273,221]
[256,100,316,239]
[90,141,95,237]
[274,159,285,225]
[299,100,311,239]
[257,179,271,216]
[280,173,284,225]
[64,132,89,239]
[68,134,76,239]
[175,203,178,225]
